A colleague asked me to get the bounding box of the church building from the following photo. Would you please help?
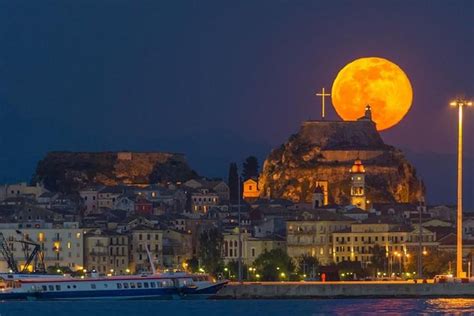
[350,158,367,210]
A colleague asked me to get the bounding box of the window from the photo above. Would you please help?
[91,284,96,289]
[123,283,129,289]
[130,282,136,289]
[251,248,255,257]
[137,283,142,288]
[76,233,81,239]
[150,282,156,288]
[144,282,149,288]
[42,285,47,291]
[48,285,54,291]
[55,285,61,291]
[117,283,122,289]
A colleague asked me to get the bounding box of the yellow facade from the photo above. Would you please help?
[243,179,260,200]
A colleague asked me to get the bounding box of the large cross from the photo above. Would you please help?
[316,87,331,119]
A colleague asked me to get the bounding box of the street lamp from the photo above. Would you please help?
[450,99,472,278]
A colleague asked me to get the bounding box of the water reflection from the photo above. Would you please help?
[329,299,422,315]
[426,298,474,313]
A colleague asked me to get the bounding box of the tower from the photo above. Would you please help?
[312,185,324,208]
[364,104,372,120]
[350,159,367,210]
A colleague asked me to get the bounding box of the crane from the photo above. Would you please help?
[0,231,45,273]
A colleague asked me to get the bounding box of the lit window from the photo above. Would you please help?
[76,233,81,239]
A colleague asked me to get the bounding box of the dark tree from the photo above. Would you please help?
[297,254,319,279]
[370,244,388,275]
[198,228,224,276]
[184,256,200,273]
[242,156,259,180]
[253,249,295,281]
[228,162,239,202]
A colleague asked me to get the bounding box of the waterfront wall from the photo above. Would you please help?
[216,283,474,298]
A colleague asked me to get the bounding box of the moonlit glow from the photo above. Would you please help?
[331,57,413,131]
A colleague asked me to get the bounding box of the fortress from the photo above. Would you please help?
[259,113,423,204]
[33,151,197,192]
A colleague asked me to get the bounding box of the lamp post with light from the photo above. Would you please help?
[450,99,472,278]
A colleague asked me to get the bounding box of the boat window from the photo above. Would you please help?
[48,285,54,291]
[73,285,77,289]
[137,283,142,288]
[56,285,61,291]
[117,283,122,289]
[67,285,71,289]
[123,283,129,289]
[130,282,136,289]
[150,282,156,288]
[42,285,47,291]
[143,282,149,288]
[91,284,96,289]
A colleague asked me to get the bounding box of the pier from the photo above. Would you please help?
[215,281,474,299]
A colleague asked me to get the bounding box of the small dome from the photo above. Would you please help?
[350,159,365,173]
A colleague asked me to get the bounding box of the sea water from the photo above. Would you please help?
[1,298,474,315]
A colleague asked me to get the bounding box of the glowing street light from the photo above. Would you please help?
[450,99,472,278]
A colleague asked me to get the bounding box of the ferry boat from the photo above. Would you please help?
[0,273,227,300]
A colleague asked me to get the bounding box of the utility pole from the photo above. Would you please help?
[237,175,242,283]
[450,99,472,278]
[418,180,424,279]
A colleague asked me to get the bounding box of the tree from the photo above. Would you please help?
[370,244,388,275]
[225,260,248,280]
[228,162,239,202]
[297,254,319,278]
[242,156,259,180]
[253,249,295,281]
[198,228,223,276]
[406,250,455,278]
[184,257,200,273]
[337,260,368,280]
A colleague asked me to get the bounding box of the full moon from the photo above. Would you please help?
[331,57,413,131]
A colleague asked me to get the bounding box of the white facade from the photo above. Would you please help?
[0,182,48,201]
[0,223,84,272]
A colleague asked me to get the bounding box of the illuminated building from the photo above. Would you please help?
[350,159,367,210]
[243,178,260,201]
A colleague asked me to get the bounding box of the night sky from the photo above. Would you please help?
[0,1,473,207]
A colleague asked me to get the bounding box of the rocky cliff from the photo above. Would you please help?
[259,120,423,204]
[33,151,198,192]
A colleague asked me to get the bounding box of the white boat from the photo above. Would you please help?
[0,272,227,300]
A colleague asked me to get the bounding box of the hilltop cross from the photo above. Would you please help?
[316,87,331,119]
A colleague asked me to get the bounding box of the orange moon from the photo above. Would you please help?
[331,57,413,131]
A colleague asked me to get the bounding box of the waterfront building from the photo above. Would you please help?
[332,218,438,267]
[0,222,84,272]
[84,231,129,275]
[222,232,286,265]
[129,226,163,273]
[286,211,355,265]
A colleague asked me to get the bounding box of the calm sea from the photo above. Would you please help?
[1,298,474,315]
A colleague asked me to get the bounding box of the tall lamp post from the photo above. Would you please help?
[450,99,472,278]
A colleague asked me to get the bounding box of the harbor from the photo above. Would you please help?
[215,281,474,299]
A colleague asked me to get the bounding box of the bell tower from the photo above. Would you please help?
[350,158,367,210]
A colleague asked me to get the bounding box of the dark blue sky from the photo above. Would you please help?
[0,1,473,207]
